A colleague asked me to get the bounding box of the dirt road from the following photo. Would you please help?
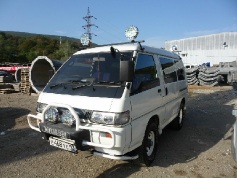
[0,86,237,178]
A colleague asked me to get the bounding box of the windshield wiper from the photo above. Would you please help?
[50,80,76,89]
[72,84,89,90]
[72,78,95,91]
[49,83,65,89]
[95,81,124,85]
[69,80,86,84]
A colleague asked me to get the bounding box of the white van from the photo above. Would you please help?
[27,41,188,166]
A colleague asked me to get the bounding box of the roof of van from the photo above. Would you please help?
[74,43,180,59]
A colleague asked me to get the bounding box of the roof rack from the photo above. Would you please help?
[98,40,145,47]
[98,40,145,51]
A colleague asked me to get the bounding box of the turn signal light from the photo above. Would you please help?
[100,132,112,138]
[105,132,112,138]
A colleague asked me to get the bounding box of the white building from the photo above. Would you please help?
[165,32,237,66]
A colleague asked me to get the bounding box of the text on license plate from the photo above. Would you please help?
[43,126,67,138]
[49,137,77,153]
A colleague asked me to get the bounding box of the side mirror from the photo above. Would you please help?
[120,61,134,82]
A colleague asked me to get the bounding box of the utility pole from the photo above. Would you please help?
[81,7,98,46]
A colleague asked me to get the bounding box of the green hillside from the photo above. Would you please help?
[0,31,96,64]
[1,31,80,43]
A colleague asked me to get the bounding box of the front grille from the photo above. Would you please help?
[74,108,92,123]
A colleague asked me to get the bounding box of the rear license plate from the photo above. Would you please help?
[49,137,77,153]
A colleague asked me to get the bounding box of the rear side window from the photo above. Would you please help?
[132,54,160,94]
[177,68,185,80]
[175,60,185,81]
[159,57,177,83]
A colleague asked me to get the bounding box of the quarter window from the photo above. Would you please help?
[159,57,177,83]
[177,68,185,80]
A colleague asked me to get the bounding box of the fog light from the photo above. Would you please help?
[60,109,75,126]
[45,107,59,123]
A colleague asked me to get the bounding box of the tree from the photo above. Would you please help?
[0,32,83,63]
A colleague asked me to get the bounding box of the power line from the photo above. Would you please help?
[96,19,125,43]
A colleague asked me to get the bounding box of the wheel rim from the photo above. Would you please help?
[179,108,183,124]
[146,131,155,156]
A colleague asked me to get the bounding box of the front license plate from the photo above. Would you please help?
[42,126,67,138]
[49,137,77,153]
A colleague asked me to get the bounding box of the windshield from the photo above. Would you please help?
[49,52,133,85]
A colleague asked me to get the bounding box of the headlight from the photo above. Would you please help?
[90,111,130,125]
[45,107,59,123]
[36,102,48,113]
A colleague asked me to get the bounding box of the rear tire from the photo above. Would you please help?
[138,121,158,166]
[173,103,185,130]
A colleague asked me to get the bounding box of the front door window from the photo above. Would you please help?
[132,53,160,94]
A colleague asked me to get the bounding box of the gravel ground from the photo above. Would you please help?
[0,85,237,178]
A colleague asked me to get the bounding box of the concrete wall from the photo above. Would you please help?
[165,32,237,66]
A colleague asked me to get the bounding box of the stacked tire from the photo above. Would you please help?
[185,67,220,86]
[185,67,199,85]
[198,68,220,86]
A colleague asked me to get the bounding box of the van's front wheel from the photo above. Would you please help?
[138,121,158,166]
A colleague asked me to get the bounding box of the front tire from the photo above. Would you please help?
[138,121,158,166]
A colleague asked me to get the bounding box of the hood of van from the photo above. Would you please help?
[43,84,124,99]
[38,84,126,112]
[38,92,116,112]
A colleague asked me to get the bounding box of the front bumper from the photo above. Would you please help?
[27,115,116,149]
[27,112,138,160]
[27,103,137,160]
[27,103,115,149]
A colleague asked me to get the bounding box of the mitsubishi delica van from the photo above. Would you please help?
[27,27,188,166]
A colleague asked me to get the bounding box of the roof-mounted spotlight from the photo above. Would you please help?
[125,25,139,41]
[171,45,178,51]
[81,33,90,46]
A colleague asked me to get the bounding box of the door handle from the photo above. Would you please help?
[165,87,168,95]
[158,89,161,93]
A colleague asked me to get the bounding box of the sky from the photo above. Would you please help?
[0,0,236,48]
